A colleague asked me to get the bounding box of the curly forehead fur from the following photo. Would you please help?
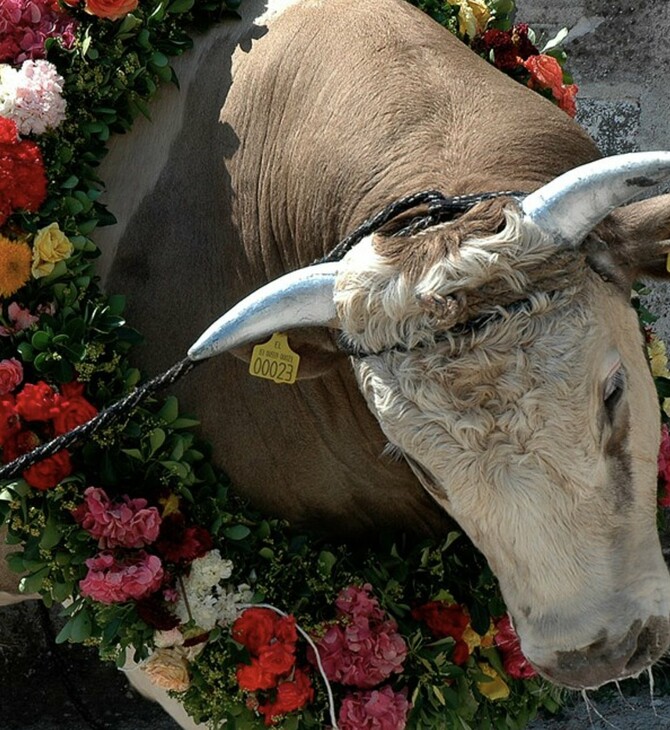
[334,204,579,354]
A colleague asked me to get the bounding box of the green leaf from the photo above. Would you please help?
[31,330,51,351]
[224,525,251,541]
[158,395,179,424]
[149,427,166,455]
[39,516,62,551]
[317,550,337,576]
[69,609,93,642]
[167,0,194,12]
[19,566,50,594]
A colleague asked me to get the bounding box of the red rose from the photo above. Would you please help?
[23,450,72,490]
[523,54,578,117]
[258,668,314,726]
[232,608,277,655]
[2,429,40,463]
[452,639,470,666]
[83,0,138,20]
[411,601,470,641]
[0,395,20,445]
[52,394,98,435]
[237,658,277,692]
[257,642,296,677]
[15,381,58,421]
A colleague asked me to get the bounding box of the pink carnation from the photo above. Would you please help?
[494,615,537,680]
[73,486,162,549]
[0,0,77,65]
[0,60,67,135]
[0,301,39,336]
[659,425,670,507]
[0,358,23,395]
[79,551,164,604]
[339,686,410,730]
[315,584,407,688]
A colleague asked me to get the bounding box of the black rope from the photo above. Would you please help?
[0,188,525,478]
[316,189,525,264]
[0,357,198,480]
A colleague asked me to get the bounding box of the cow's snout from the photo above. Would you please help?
[532,615,670,689]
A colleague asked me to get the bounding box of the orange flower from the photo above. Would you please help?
[83,0,138,20]
[0,236,31,298]
[523,54,578,117]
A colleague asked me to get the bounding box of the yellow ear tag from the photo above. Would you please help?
[249,333,300,384]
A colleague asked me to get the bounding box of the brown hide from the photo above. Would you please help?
[104,0,600,536]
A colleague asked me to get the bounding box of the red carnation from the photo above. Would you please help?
[494,615,537,679]
[237,658,278,692]
[0,117,48,225]
[258,668,314,726]
[23,449,71,490]
[232,608,280,655]
[15,381,58,421]
[523,54,578,117]
[154,512,213,564]
[411,601,470,641]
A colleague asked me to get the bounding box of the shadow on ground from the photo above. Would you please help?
[0,602,178,730]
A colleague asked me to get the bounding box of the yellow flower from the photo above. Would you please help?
[664,398,670,420]
[448,0,490,39]
[141,648,190,692]
[648,336,670,378]
[0,236,32,298]
[31,222,74,279]
[463,621,497,652]
[477,662,510,701]
[160,493,181,517]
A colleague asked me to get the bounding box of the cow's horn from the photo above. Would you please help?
[522,151,670,246]
[188,262,339,361]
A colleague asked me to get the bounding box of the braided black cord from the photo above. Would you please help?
[0,357,198,480]
[316,189,525,264]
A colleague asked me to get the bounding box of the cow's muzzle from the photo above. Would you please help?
[532,615,670,689]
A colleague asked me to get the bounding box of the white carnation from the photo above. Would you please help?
[175,550,253,631]
[0,60,67,136]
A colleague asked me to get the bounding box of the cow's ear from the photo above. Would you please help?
[606,194,670,280]
[230,326,347,380]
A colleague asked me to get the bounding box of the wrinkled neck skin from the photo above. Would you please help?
[335,211,670,689]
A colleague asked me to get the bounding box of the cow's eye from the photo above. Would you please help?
[603,368,625,418]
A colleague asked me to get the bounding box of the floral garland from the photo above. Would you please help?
[0,1,662,728]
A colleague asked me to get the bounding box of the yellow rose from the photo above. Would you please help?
[448,0,490,38]
[32,223,74,279]
[141,648,190,692]
[648,337,670,378]
[477,662,510,701]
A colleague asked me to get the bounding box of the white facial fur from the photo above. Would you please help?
[334,209,670,686]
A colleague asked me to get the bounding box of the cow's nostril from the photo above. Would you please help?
[625,617,670,674]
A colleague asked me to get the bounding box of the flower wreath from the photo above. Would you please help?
[0,1,664,728]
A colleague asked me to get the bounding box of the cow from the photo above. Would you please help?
[4,0,670,719]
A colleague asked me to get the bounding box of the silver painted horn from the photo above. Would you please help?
[522,151,670,246]
[188,262,339,361]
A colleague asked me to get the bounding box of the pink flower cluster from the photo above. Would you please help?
[0,0,77,65]
[0,59,67,135]
[316,584,407,688]
[339,686,410,730]
[73,486,162,549]
[79,551,164,604]
[659,424,670,507]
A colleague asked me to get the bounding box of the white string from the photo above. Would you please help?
[240,603,339,729]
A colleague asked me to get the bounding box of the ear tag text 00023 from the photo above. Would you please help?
[249,333,300,384]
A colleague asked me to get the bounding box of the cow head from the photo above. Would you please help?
[189,152,670,689]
